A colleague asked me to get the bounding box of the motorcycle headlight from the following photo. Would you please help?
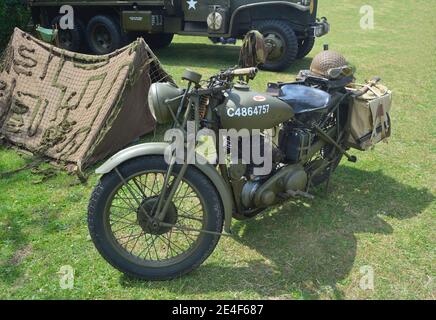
[148,82,184,124]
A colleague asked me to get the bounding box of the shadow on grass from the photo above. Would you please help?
[155,43,312,73]
[0,203,67,285]
[0,163,71,285]
[120,166,434,299]
[0,210,30,284]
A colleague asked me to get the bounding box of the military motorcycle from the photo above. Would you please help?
[88,60,383,280]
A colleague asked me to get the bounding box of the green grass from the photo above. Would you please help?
[0,0,435,299]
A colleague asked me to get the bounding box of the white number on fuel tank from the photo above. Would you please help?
[227,104,270,118]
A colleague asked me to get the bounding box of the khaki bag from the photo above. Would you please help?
[346,82,392,150]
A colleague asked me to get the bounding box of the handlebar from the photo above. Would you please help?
[230,67,258,76]
[219,67,258,80]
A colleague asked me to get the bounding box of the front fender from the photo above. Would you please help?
[95,143,234,234]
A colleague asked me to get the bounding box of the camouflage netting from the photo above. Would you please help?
[0,28,173,171]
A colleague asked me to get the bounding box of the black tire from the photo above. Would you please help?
[297,36,315,59]
[307,108,350,187]
[51,16,85,52]
[143,33,174,49]
[255,20,299,71]
[86,15,122,55]
[88,156,224,280]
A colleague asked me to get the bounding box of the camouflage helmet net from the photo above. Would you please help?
[310,50,348,78]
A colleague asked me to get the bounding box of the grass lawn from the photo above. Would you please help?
[0,0,435,299]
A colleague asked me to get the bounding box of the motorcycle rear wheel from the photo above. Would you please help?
[88,155,224,280]
[310,148,343,186]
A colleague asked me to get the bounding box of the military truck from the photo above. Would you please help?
[27,0,329,71]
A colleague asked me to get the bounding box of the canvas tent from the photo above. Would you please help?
[0,28,173,170]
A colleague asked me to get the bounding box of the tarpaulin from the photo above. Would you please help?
[0,28,173,170]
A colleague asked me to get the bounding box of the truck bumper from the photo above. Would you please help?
[312,17,330,37]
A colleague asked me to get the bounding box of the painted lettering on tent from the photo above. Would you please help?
[0,28,173,170]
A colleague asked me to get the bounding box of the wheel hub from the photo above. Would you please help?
[264,33,284,61]
[93,25,112,50]
[137,197,178,235]
[59,30,73,47]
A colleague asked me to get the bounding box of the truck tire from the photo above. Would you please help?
[297,37,315,59]
[86,15,122,55]
[255,20,299,72]
[143,33,174,49]
[51,16,85,53]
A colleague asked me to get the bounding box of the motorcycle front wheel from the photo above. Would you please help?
[88,155,224,280]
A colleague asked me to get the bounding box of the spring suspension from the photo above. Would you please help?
[199,95,210,119]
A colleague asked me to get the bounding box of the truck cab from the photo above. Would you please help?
[28,0,329,71]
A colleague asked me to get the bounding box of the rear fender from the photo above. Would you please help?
[95,143,234,233]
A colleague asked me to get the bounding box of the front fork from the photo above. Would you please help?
[117,85,200,228]
[153,90,200,223]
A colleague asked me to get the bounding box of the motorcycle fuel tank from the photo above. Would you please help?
[217,84,294,130]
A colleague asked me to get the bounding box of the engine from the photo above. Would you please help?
[239,122,314,210]
[240,162,308,209]
[278,122,316,164]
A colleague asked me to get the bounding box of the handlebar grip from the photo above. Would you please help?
[231,67,258,76]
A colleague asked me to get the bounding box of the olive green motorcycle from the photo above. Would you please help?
[88,64,370,280]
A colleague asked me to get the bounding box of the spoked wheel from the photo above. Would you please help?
[306,113,347,187]
[307,144,344,187]
[88,156,224,280]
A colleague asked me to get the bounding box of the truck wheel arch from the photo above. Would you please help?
[229,2,311,37]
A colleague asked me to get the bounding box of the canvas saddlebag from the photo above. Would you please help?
[346,82,392,150]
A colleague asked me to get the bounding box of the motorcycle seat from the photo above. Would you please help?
[278,84,331,114]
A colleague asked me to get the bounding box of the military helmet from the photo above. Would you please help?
[310,46,352,79]
[239,30,267,68]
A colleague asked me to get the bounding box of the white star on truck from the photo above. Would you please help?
[187,0,198,10]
